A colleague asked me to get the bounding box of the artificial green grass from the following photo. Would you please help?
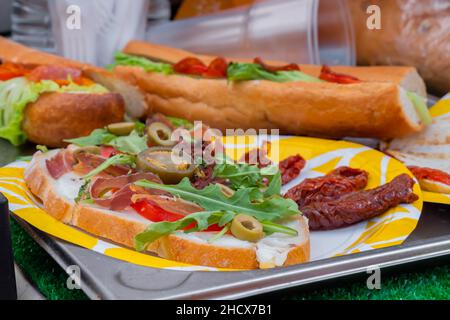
[11,219,88,300]
[10,218,449,300]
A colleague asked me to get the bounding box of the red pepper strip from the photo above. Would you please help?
[0,63,28,81]
[254,57,300,72]
[100,146,118,158]
[408,166,450,186]
[131,199,223,231]
[173,57,208,76]
[319,65,361,84]
[204,57,228,78]
[174,56,228,78]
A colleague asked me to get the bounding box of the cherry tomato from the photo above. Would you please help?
[204,57,228,78]
[173,57,208,76]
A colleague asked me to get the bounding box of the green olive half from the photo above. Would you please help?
[230,214,264,242]
[136,147,195,184]
[106,122,135,136]
[147,122,175,147]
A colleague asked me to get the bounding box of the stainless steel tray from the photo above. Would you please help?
[4,95,450,299]
[11,202,450,300]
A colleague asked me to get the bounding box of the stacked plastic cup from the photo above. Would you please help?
[147,0,355,65]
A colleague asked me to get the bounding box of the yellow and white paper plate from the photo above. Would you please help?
[0,137,423,270]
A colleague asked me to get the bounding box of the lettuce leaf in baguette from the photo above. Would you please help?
[111,52,173,74]
[0,77,110,146]
[0,78,58,145]
[227,62,323,83]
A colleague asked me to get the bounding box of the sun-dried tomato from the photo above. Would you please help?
[279,154,305,185]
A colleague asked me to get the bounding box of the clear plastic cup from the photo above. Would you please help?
[48,0,150,66]
[147,0,355,65]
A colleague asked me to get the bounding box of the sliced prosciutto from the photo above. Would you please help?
[46,150,76,179]
[90,172,163,210]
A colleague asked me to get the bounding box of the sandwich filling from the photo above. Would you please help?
[0,63,108,145]
[110,52,431,126]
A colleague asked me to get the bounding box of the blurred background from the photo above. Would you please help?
[0,0,449,95]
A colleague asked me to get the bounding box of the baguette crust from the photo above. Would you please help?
[115,65,422,139]
[24,152,310,269]
[22,92,125,147]
[117,41,427,140]
[123,40,427,96]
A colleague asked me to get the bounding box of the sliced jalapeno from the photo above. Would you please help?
[230,214,264,242]
[106,122,135,136]
[136,147,195,184]
[147,122,175,147]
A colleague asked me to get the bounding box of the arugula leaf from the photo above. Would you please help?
[107,130,148,155]
[213,162,281,197]
[134,211,223,251]
[261,220,298,236]
[83,154,135,179]
[213,162,262,189]
[36,145,49,153]
[65,129,147,155]
[111,52,173,75]
[227,62,323,83]
[135,178,299,221]
[64,128,115,146]
[75,179,91,203]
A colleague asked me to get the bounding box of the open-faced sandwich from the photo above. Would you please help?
[24,115,310,269]
[0,37,147,147]
[24,112,421,269]
[110,40,430,140]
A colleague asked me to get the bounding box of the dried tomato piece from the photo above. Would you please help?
[302,174,418,230]
[319,65,361,84]
[254,57,300,72]
[284,166,368,207]
[279,154,306,185]
[173,57,208,76]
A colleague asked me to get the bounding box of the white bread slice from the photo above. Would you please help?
[24,150,310,269]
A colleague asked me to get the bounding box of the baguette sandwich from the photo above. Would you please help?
[0,37,147,147]
[383,111,450,194]
[24,116,309,269]
[110,40,430,140]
